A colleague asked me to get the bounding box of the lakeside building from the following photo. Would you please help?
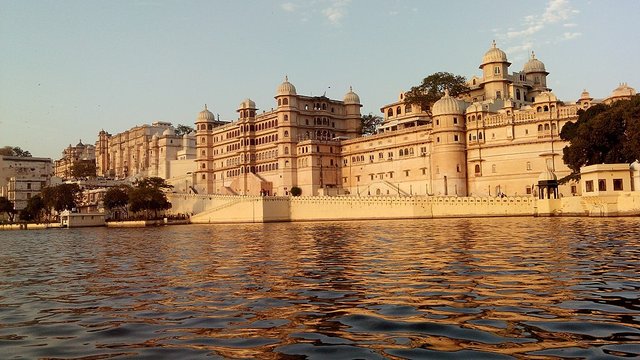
[54,140,96,179]
[191,42,637,197]
[0,155,54,211]
[95,122,200,187]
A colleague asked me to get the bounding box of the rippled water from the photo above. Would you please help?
[1,218,639,359]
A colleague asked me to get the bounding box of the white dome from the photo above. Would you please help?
[432,89,465,116]
[579,89,592,100]
[343,86,360,104]
[238,98,256,109]
[523,51,547,73]
[611,83,636,98]
[162,127,175,136]
[276,76,297,96]
[480,40,509,67]
[197,105,215,122]
[538,169,557,182]
[465,102,483,114]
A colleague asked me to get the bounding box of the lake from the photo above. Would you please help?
[1,218,639,359]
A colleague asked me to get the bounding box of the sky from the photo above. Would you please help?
[1,0,639,159]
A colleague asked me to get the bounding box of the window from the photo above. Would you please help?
[585,180,594,192]
[454,134,459,142]
[283,98,289,105]
[516,89,521,100]
[284,115,289,121]
[494,66,500,74]
[27,183,31,189]
[404,170,410,177]
[496,91,501,99]
[492,164,496,173]
[387,108,393,117]
[396,106,401,115]
[613,179,623,191]
[453,117,458,124]
[526,186,532,195]
[436,137,440,143]
[456,164,460,173]
[598,179,606,191]
[474,164,481,174]
[526,161,531,170]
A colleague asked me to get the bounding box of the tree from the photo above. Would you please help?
[129,177,172,219]
[0,146,32,157]
[20,195,45,222]
[561,95,640,174]
[103,185,131,219]
[175,124,195,136]
[71,160,97,178]
[0,196,16,222]
[403,72,470,113]
[41,183,82,213]
[290,186,302,196]
[360,113,384,135]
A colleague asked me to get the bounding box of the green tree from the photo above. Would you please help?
[20,195,45,222]
[71,160,97,178]
[0,196,16,222]
[175,124,195,136]
[0,146,32,157]
[129,177,172,219]
[103,185,131,219]
[360,113,384,135]
[561,95,640,174]
[41,183,82,213]
[403,72,470,113]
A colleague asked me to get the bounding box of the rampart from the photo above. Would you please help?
[169,192,639,224]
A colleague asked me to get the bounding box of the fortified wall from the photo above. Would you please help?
[168,192,640,224]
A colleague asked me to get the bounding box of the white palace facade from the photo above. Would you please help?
[94,42,637,199]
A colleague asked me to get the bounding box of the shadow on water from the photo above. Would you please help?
[0,217,639,359]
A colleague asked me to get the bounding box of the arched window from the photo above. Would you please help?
[284,115,289,121]
[396,106,402,115]
[479,132,483,140]
[543,105,549,112]
[283,98,289,105]
[474,164,480,174]
[387,108,393,117]
[284,130,289,137]
[278,99,281,106]
[537,106,542,113]
[538,124,543,132]
[544,124,550,131]
[516,89,521,100]
[405,104,412,113]
[284,147,289,155]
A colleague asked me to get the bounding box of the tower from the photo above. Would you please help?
[431,90,467,196]
[194,105,216,193]
[480,40,511,100]
[343,86,363,136]
[523,51,550,102]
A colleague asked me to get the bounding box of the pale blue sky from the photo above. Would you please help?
[1,0,639,159]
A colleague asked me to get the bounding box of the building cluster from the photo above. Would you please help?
[0,155,55,211]
[88,42,638,199]
[3,41,637,219]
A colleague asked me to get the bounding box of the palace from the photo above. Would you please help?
[92,42,637,199]
[189,42,636,197]
[54,140,95,179]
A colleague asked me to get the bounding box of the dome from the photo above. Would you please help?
[343,86,360,104]
[480,40,509,67]
[238,98,256,109]
[197,104,215,122]
[538,169,558,182]
[162,127,175,136]
[151,133,159,141]
[465,102,483,114]
[534,91,558,103]
[611,83,636,98]
[523,51,547,73]
[579,89,592,100]
[432,89,465,116]
[276,76,297,96]
[76,140,85,147]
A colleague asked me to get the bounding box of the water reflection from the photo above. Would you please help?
[0,218,639,359]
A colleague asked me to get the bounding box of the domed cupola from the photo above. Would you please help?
[523,51,547,74]
[276,76,297,96]
[197,104,215,122]
[238,98,257,110]
[162,127,176,137]
[480,40,510,68]
[611,83,636,98]
[343,86,361,105]
[432,89,465,116]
